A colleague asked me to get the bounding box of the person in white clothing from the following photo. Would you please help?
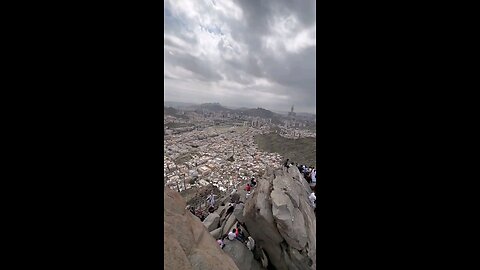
[246,236,255,251]
[309,192,316,208]
[207,192,217,208]
[217,239,225,249]
[228,230,236,240]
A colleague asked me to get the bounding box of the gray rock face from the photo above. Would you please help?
[223,210,238,236]
[243,167,316,270]
[230,192,240,203]
[164,188,239,270]
[233,203,245,223]
[203,212,220,232]
[223,239,264,270]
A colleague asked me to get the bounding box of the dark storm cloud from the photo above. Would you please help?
[164,0,316,113]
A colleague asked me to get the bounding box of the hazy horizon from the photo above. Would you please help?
[164,100,315,114]
[164,0,316,115]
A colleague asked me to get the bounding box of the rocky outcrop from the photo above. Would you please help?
[233,203,245,223]
[164,188,239,270]
[243,167,316,270]
[209,226,222,239]
[164,167,315,270]
[202,212,220,231]
[223,239,264,270]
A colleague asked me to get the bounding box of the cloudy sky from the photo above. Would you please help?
[164,0,316,114]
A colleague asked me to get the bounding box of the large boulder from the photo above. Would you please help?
[203,212,220,231]
[230,192,240,203]
[164,188,239,270]
[233,203,245,223]
[223,239,264,270]
[243,167,316,270]
[223,210,238,236]
[209,226,222,239]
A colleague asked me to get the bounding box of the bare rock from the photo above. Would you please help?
[203,212,220,231]
[242,168,316,270]
[209,227,222,239]
[233,203,245,223]
[164,188,239,270]
[223,239,264,270]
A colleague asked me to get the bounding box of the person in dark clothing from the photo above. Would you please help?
[225,203,235,216]
[235,227,246,243]
[250,177,257,187]
[284,158,290,167]
[298,164,303,173]
[283,159,290,172]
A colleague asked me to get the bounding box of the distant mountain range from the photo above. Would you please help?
[164,101,198,108]
[164,101,315,120]
[164,106,188,119]
[196,103,234,113]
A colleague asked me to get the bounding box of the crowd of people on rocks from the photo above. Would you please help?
[217,221,256,254]
[212,178,259,256]
[283,158,316,189]
[283,158,317,211]
[187,159,314,259]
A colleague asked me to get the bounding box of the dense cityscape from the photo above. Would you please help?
[164,103,316,197]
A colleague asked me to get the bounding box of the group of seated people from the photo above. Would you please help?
[217,222,255,251]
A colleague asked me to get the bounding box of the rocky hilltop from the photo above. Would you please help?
[164,166,316,270]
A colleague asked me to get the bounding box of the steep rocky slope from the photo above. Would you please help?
[242,167,316,270]
[164,188,239,270]
[199,167,315,270]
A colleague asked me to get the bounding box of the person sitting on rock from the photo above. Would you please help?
[228,229,236,241]
[217,238,225,249]
[246,236,255,251]
[234,227,246,243]
[245,183,251,192]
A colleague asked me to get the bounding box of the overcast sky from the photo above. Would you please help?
[164,0,316,114]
